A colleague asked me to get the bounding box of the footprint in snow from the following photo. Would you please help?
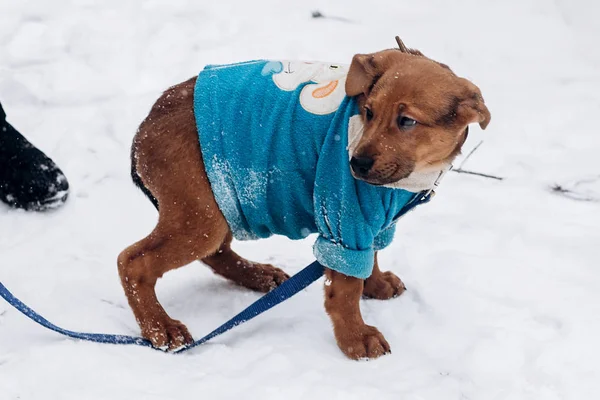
[551,175,600,202]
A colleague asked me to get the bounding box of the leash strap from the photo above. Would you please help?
[176,260,324,353]
[0,261,324,353]
[0,280,152,346]
[0,190,433,353]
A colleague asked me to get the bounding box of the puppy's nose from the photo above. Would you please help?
[350,156,375,176]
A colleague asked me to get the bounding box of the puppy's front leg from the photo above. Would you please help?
[324,268,391,360]
[363,252,407,299]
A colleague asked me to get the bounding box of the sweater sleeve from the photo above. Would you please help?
[312,219,396,279]
[373,223,397,251]
[313,235,375,279]
[312,192,380,279]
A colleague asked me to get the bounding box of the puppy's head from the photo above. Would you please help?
[345,43,491,186]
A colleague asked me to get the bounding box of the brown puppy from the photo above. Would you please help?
[118,43,490,359]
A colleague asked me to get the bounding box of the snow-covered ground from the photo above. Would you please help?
[1,0,599,398]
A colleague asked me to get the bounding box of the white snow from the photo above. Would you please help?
[1,0,599,399]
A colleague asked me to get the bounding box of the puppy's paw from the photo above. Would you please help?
[245,263,290,293]
[142,317,193,351]
[337,324,391,360]
[363,271,406,300]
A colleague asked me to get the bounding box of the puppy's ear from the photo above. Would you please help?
[458,80,491,130]
[345,53,378,97]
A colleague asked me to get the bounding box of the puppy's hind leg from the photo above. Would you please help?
[202,233,289,292]
[118,208,229,350]
[118,76,231,350]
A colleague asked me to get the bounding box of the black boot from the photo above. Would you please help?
[0,102,69,211]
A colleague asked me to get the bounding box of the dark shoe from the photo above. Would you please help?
[0,103,69,211]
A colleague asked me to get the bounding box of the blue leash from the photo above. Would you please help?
[0,261,324,353]
[0,191,432,353]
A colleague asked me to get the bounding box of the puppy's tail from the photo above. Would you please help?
[130,143,159,211]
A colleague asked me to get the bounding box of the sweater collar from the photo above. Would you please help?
[382,164,450,192]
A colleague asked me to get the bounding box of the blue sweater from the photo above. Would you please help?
[193,60,421,279]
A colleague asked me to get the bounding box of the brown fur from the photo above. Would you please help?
[346,49,490,185]
[118,47,490,358]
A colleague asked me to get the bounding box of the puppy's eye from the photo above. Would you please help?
[365,107,373,121]
[397,116,417,128]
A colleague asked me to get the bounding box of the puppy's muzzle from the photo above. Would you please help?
[350,156,375,177]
